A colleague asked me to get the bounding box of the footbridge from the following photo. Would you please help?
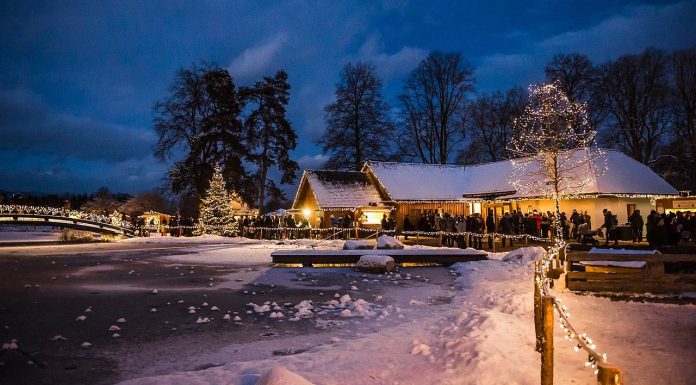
[0,205,134,237]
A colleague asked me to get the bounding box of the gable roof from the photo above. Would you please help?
[365,149,678,201]
[292,170,384,209]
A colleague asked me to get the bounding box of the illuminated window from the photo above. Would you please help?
[473,202,482,214]
[362,210,388,225]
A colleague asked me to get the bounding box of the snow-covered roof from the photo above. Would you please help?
[293,170,384,209]
[365,149,678,201]
[363,162,470,201]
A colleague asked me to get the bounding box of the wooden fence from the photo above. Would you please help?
[565,252,696,293]
[534,260,624,385]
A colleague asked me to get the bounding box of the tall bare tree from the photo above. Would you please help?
[545,53,606,129]
[670,48,696,187]
[399,51,475,164]
[317,62,394,171]
[597,48,672,164]
[464,87,526,162]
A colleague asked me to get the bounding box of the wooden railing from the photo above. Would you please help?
[565,252,696,293]
[534,259,624,385]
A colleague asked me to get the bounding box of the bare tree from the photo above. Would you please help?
[464,87,526,162]
[399,51,475,164]
[670,48,696,187]
[317,62,394,171]
[597,48,672,164]
[545,53,607,130]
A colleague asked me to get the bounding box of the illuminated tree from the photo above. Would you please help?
[198,165,237,236]
[508,81,605,253]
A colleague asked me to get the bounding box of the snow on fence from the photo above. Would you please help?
[534,258,623,385]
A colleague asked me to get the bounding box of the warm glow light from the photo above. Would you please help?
[362,210,389,225]
[302,208,312,218]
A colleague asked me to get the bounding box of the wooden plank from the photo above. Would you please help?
[566,272,645,281]
[271,249,487,265]
[567,280,696,293]
[568,253,696,262]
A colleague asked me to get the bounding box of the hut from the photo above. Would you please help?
[290,170,391,228]
[139,211,171,227]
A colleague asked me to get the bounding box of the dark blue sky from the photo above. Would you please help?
[1,0,694,194]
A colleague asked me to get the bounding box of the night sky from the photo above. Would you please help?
[1,0,694,195]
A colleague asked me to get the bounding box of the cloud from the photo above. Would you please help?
[357,33,428,81]
[296,153,329,170]
[0,150,168,194]
[538,1,696,62]
[228,33,288,81]
[475,53,543,91]
[475,1,696,91]
[0,88,156,162]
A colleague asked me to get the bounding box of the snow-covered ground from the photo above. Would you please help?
[109,240,695,385]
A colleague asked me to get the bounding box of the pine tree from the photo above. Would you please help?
[198,165,237,236]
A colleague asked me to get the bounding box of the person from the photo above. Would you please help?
[486,211,496,249]
[381,214,389,236]
[403,216,412,240]
[455,216,467,248]
[629,209,644,242]
[500,212,514,248]
[602,209,618,245]
[541,214,550,239]
[570,209,580,239]
[511,210,521,234]
[445,213,456,247]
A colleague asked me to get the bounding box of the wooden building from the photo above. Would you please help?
[291,170,391,228]
[292,150,679,230]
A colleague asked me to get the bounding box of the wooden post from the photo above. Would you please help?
[492,235,496,252]
[534,261,542,352]
[416,231,420,245]
[597,363,623,385]
[525,234,529,246]
[541,295,554,385]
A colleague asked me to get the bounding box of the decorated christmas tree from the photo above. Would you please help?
[198,165,237,236]
[507,81,605,255]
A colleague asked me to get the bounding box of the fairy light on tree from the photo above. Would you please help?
[198,165,238,236]
[508,81,605,258]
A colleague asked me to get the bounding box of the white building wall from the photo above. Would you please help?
[517,197,654,230]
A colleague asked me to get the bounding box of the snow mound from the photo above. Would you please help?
[410,342,431,356]
[356,255,395,273]
[375,235,404,250]
[487,246,546,262]
[294,300,314,318]
[256,366,316,385]
[343,240,374,250]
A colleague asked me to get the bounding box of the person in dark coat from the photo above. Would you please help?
[403,216,412,240]
[629,209,644,242]
[486,212,496,249]
[500,212,514,248]
[602,209,618,245]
